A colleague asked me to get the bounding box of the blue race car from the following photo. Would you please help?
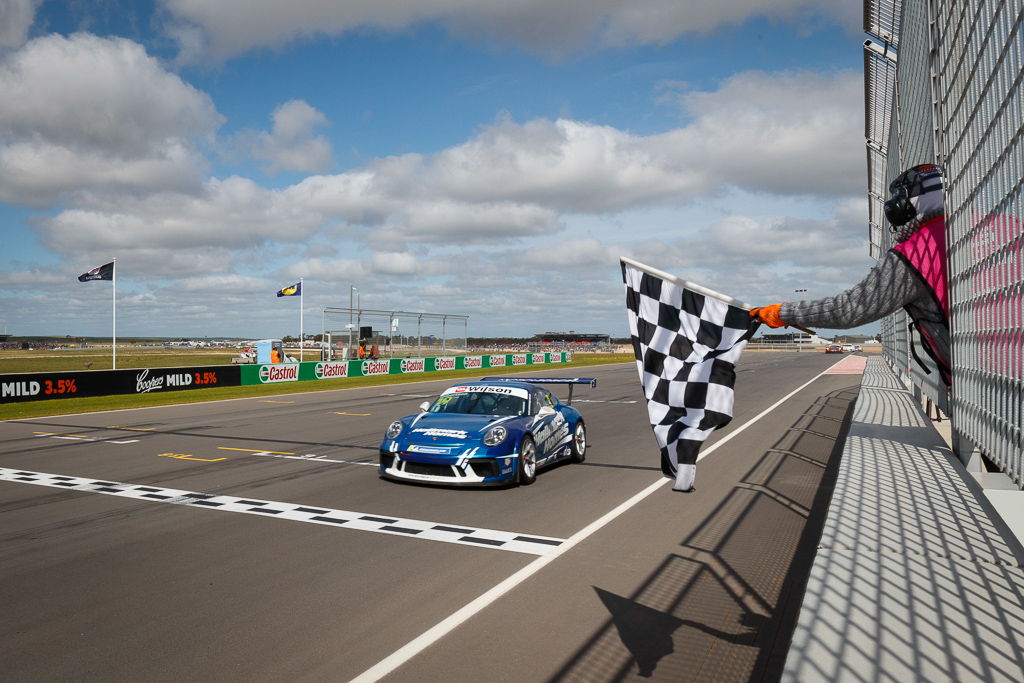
[379,377,596,486]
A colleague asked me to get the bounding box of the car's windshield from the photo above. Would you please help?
[430,391,527,416]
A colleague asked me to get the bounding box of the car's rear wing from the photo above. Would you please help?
[480,377,597,405]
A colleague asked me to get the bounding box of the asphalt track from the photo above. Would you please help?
[0,351,865,681]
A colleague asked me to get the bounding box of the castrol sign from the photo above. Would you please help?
[531,353,545,364]
[314,362,348,380]
[400,358,425,374]
[433,357,456,371]
[512,354,527,366]
[464,356,482,369]
[362,360,390,376]
[259,364,299,383]
[489,355,506,367]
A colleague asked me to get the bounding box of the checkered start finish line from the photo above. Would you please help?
[0,467,565,555]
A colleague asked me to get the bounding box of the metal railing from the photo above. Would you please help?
[864,0,1024,483]
[322,307,469,359]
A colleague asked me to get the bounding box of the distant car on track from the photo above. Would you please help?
[379,377,595,486]
[825,344,844,353]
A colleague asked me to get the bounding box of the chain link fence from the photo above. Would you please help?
[865,0,1023,483]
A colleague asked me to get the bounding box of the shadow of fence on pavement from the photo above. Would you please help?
[550,386,860,682]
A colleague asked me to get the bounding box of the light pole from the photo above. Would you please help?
[349,285,357,358]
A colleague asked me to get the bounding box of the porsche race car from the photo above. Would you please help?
[379,377,596,486]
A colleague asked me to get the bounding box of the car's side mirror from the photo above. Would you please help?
[537,406,556,417]
[419,401,431,412]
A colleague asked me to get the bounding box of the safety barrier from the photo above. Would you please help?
[0,365,241,404]
[239,352,572,385]
[0,352,572,403]
[864,0,1023,481]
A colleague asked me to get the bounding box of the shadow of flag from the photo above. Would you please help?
[594,587,685,678]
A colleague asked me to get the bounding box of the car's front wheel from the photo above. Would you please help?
[570,420,586,463]
[518,435,537,485]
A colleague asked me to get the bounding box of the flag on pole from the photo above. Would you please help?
[77,259,117,369]
[78,262,114,282]
[621,257,758,492]
[277,279,304,360]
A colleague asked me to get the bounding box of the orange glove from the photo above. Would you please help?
[749,303,786,328]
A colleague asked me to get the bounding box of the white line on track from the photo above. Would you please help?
[253,452,376,466]
[349,362,845,682]
[572,399,638,404]
[0,467,565,556]
[33,432,139,444]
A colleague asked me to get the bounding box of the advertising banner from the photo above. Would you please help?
[0,352,573,400]
[0,365,241,404]
[239,352,570,386]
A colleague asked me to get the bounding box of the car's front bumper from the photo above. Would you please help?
[378,449,518,486]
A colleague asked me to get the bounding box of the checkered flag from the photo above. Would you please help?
[621,257,759,492]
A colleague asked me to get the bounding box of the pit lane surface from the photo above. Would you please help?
[0,353,862,681]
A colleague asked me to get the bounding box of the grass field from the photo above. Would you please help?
[0,351,633,421]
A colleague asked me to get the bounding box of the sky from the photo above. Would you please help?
[0,0,881,341]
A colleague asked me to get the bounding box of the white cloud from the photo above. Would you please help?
[238,99,334,174]
[37,176,323,254]
[0,141,206,207]
[422,70,863,211]
[0,33,221,207]
[371,199,561,247]
[31,68,864,280]
[0,0,40,49]
[518,237,622,269]
[0,265,68,288]
[8,60,873,337]
[427,118,709,212]
[173,274,270,292]
[370,251,420,275]
[161,0,860,60]
[280,257,369,282]
[665,70,865,195]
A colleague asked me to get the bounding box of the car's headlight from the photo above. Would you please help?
[483,425,508,446]
[385,421,404,439]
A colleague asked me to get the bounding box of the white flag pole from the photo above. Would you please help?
[112,258,117,370]
[299,278,304,362]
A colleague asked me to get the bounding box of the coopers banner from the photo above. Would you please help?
[0,366,241,404]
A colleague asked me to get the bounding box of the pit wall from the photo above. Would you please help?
[240,351,572,385]
[0,352,572,403]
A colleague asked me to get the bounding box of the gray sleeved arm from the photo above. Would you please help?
[779,251,929,329]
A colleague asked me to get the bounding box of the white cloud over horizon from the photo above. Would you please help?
[0,6,881,340]
[161,0,861,61]
[0,33,218,207]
